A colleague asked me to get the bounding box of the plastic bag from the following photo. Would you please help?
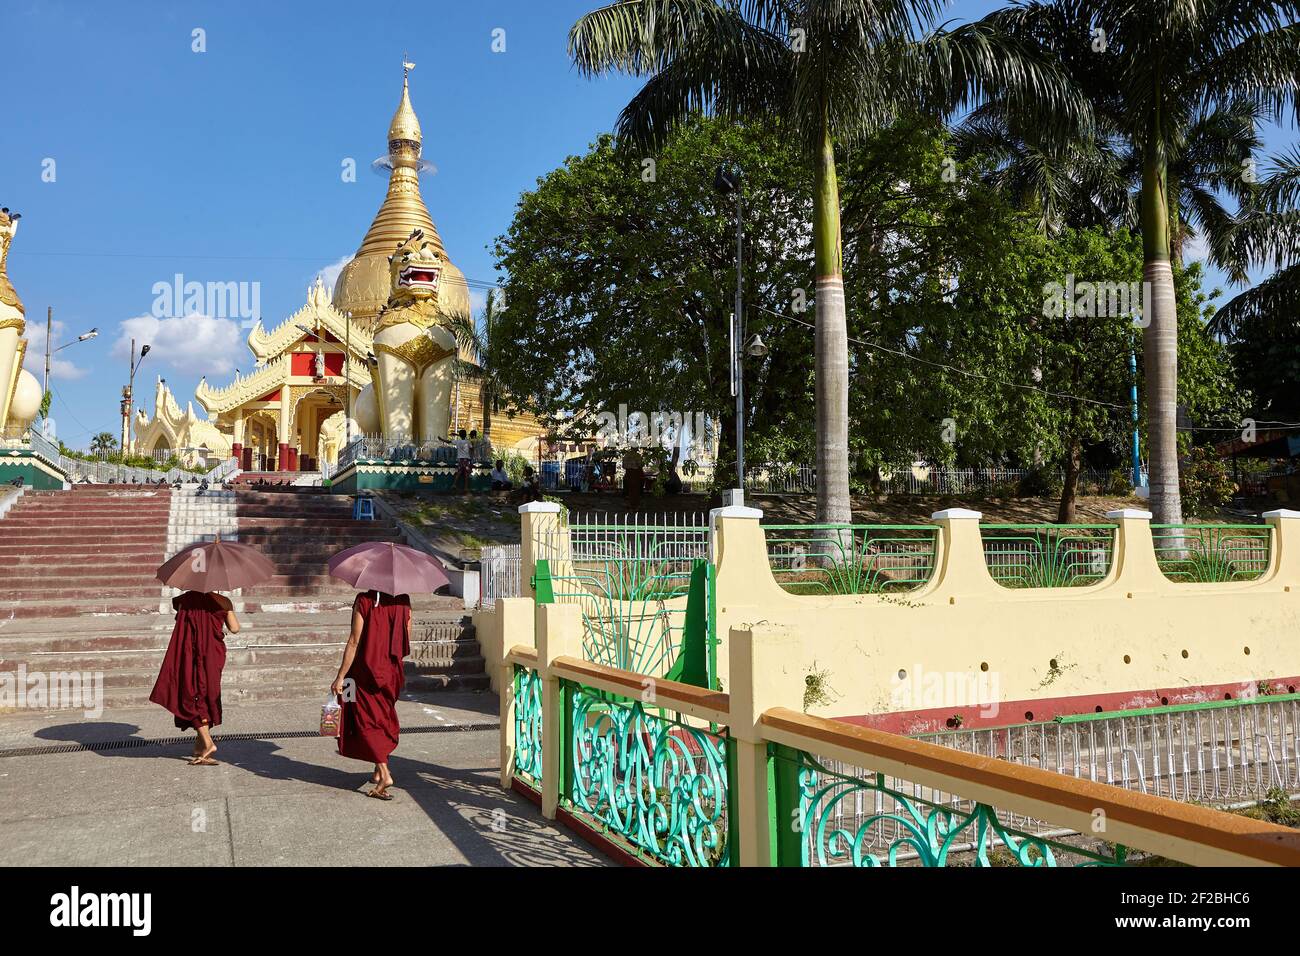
[320,695,342,737]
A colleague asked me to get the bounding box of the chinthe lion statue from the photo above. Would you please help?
[356,227,458,441]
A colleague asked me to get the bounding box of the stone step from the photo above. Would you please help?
[0,566,161,583]
[0,642,484,674]
[0,528,168,541]
[0,548,163,564]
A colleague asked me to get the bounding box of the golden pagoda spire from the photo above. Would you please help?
[354,61,443,261]
[388,57,422,147]
[333,62,469,323]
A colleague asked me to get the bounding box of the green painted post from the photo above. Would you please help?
[767,743,805,866]
[706,562,718,691]
[532,558,555,604]
[725,737,740,867]
[666,560,709,688]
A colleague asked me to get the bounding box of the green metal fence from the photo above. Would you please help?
[512,664,544,790]
[562,680,734,867]
[768,743,1127,867]
[981,524,1117,589]
[1152,524,1272,583]
[762,524,938,595]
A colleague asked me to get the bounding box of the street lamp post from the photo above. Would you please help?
[42,307,97,395]
[715,164,746,490]
[120,339,151,455]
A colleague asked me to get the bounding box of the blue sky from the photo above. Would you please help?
[1,1,1292,448]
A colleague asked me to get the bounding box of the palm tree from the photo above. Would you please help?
[1209,148,1300,420]
[1212,147,1300,335]
[955,0,1300,523]
[569,1,1076,522]
[446,290,508,446]
[90,432,117,456]
[568,0,956,523]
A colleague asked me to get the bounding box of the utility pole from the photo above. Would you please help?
[43,306,51,396]
[345,311,352,446]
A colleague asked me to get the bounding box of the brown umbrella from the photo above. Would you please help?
[156,535,276,593]
[328,541,449,595]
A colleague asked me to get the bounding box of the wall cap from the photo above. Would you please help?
[711,505,764,521]
[1263,509,1300,519]
[931,508,983,520]
[1105,508,1153,520]
[519,501,561,514]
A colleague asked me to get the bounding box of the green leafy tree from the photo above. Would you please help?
[950,0,1300,524]
[492,119,816,481]
[89,432,117,455]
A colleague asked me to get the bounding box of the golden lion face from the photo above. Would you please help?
[387,228,442,306]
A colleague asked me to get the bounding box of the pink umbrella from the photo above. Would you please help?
[156,536,276,592]
[327,541,450,596]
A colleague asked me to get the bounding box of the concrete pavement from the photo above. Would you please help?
[0,691,608,867]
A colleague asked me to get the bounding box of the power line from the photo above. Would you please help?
[757,306,1127,410]
[11,251,504,290]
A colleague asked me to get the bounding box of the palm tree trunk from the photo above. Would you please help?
[1140,146,1183,525]
[813,120,851,524]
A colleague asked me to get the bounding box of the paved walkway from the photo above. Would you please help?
[0,692,607,867]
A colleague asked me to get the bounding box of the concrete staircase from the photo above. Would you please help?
[0,484,488,710]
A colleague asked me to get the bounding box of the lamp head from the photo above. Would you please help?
[714,164,741,195]
[745,334,769,358]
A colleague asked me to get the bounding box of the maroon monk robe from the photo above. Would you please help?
[149,591,229,730]
[337,591,411,764]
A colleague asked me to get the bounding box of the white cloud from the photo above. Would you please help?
[112,313,243,377]
[26,318,90,381]
[314,255,353,294]
[1183,233,1210,263]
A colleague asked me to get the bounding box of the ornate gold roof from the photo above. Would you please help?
[333,69,469,322]
[194,351,373,417]
[248,276,376,362]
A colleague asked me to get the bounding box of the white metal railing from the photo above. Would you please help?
[480,543,522,607]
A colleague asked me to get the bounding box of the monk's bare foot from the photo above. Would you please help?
[371,766,382,784]
[188,744,218,765]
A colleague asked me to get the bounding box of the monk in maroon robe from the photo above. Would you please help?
[149,591,240,765]
[331,590,411,799]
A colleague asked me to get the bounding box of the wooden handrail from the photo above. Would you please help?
[551,656,731,724]
[506,645,538,667]
[761,707,1300,867]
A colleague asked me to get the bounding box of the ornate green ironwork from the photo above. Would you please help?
[981,524,1116,588]
[777,748,1128,867]
[565,682,731,867]
[763,524,938,595]
[1152,524,1271,583]
[513,664,543,788]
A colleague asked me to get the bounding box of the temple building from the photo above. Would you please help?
[133,70,545,473]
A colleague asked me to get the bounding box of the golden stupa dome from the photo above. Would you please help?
[333,71,470,323]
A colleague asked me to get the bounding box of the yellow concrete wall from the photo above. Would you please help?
[710,508,1300,724]
[492,504,1300,726]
